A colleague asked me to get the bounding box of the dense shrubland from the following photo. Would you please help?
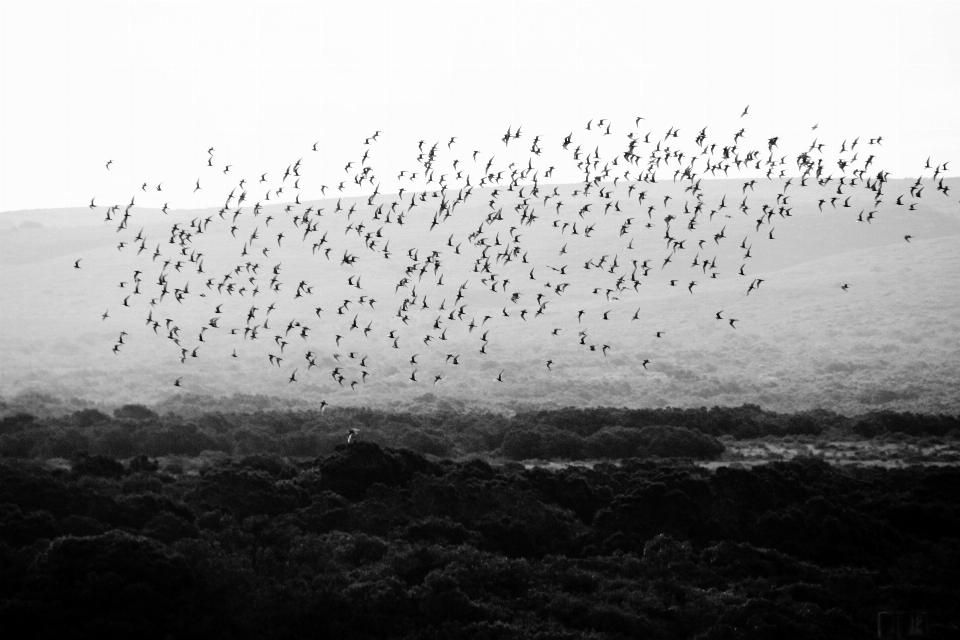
[0,444,958,639]
[2,395,959,636]
[2,395,958,462]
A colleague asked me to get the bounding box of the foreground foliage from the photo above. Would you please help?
[1,442,958,639]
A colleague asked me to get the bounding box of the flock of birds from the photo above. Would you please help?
[77,110,955,413]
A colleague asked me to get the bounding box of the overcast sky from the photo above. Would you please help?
[2,0,958,212]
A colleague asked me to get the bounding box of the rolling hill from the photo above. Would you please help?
[2,175,958,415]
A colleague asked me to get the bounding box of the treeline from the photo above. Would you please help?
[1,401,958,462]
[0,406,724,462]
[1,445,958,638]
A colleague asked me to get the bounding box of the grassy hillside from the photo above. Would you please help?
[2,175,959,414]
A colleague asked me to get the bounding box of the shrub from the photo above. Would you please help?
[501,429,543,461]
[71,452,128,478]
[73,408,112,429]
[0,432,42,458]
[0,412,37,434]
[94,427,136,458]
[113,404,159,421]
[585,425,724,460]
[39,429,89,459]
[128,454,160,473]
[636,425,725,460]
[400,429,453,457]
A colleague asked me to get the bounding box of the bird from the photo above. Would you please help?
[347,428,359,444]
[85,112,950,408]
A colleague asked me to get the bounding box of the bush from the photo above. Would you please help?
[0,432,42,458]
[128,454,160,473]
[400,430,454,457]
[0,412,37,434]
[584,425,724,460]
[113,404,159,421]
[501,429,543,460]
[585,426,644,458]
[71,452,128,479]
[39,429,89,459]
[94,427,136,458]
[636,425,725,460]
[73,408,112,429]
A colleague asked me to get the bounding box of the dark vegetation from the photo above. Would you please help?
[1,400,959,638]
[2,397,958,462]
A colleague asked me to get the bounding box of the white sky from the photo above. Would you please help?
[2,0,958,212]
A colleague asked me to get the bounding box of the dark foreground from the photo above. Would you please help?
[1,443,958,640]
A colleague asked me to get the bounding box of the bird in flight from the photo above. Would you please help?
[82,110,953,406]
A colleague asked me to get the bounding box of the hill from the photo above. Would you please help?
[1,176,959,414]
